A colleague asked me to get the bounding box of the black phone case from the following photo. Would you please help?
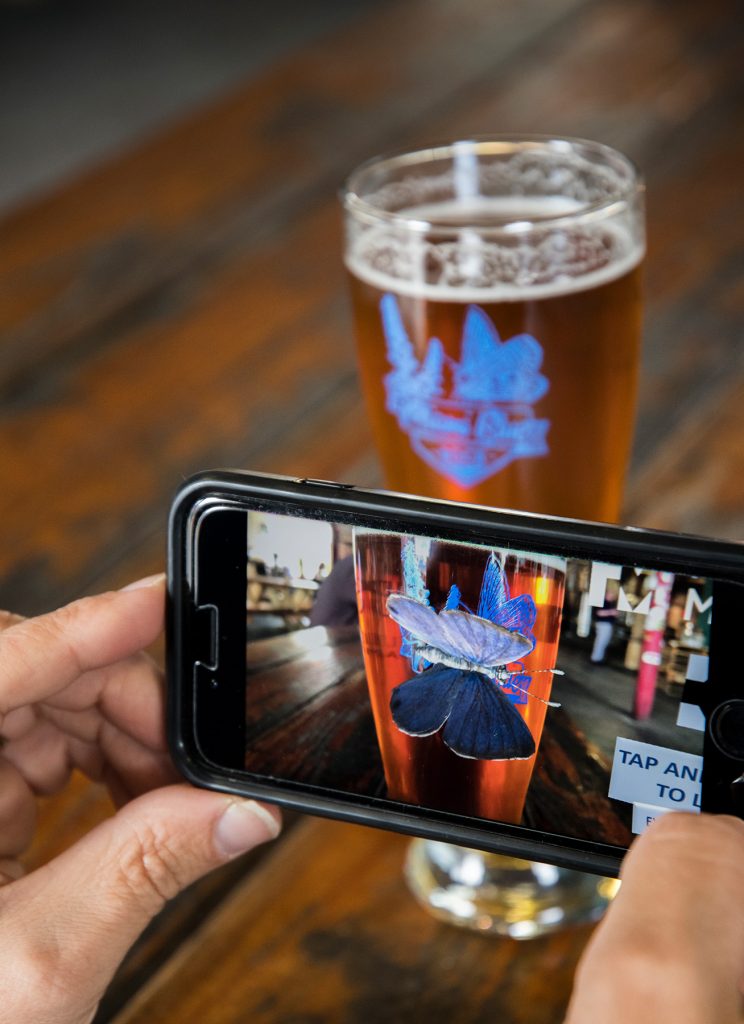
[167,470,744,877]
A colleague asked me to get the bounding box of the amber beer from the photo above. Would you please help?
[344,139,645,523]
[354,529,566,823]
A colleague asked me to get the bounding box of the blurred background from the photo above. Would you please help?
[2,0,743,615]
[0,0,376,211]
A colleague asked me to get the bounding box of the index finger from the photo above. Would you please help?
[0,576,165,717]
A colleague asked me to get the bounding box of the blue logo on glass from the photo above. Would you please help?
[380,294,551,487]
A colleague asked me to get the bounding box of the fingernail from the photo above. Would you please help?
[214,799,281,858]
[121,573,166,592]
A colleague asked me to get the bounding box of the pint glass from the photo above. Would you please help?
[343,137,644,523]
[343,137,641,935]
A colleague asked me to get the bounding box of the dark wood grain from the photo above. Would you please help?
[0,0,588,396]
[109,817,591,1024]
[245,628,386,794]
[4,0,742,1020]
[3,0,742,616]
[526,713,632,847]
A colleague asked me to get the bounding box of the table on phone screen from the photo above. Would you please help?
[4,1,743,1021]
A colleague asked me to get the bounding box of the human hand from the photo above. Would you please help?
[0,576,281,1024]
[565,812,744,1023]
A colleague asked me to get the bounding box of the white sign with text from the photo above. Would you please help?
[609,737,702,813]
[631,801,673,835]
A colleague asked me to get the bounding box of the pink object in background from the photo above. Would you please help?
[633,572,675,720]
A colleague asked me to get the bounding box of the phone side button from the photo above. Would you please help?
[296,478,355,489]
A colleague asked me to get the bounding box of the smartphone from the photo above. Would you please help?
[167,470,744,876]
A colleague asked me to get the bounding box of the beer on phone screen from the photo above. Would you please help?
[343,138,645,523]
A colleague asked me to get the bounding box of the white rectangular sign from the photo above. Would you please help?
[609,737,702,813]
[631,802,673,835]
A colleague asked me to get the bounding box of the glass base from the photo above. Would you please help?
[405,840,619,939]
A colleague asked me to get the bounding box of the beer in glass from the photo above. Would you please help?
[354,528,566,823]
[344,137,641,933]
[343,137,644,523]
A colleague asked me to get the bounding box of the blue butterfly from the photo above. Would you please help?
[386,553,542,761]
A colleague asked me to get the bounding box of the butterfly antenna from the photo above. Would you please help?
[498,673,562,709]
[529,667,564,706]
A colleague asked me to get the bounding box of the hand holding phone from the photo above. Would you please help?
[0,577,280,1024]
[167,471,744,876]
[566,812,744,1023]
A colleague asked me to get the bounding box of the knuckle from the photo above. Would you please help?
[0,635,46,721]
[12,944,65,995]
[0,760,36,854]
[14,611,82,681]
[46,601,90,655]
[115,819,186,912]
[43,591,113,654]
[0,628,36,692]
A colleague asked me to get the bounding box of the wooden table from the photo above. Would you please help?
[244,627,632,846]
[3,0,743,1020]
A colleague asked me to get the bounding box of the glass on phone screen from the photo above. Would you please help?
[238,509,712,846]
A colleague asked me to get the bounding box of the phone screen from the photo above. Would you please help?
[229,508,719,848]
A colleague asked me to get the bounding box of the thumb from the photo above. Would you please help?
[566,813,744,1024]
[0,785,280,1024]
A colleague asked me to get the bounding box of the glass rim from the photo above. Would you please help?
[342,134,644,236]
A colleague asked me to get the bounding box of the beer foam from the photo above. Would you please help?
[355,524,568,574]
[406,195,583,222]
[346,197,644,302]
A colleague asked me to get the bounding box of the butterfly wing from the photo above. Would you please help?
[492,594,536,635]
[441,672,536,760]
[437,610,533,666]
[477,552,509,621]
[388,594,533,668]
[387,594,469,661]
[390,665,461,737]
